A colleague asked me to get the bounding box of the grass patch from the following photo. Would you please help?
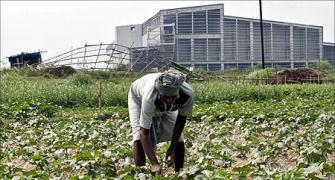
[1,69,334,107]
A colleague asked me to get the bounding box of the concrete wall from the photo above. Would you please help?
[114,24,143,66]
[115,24,143,48]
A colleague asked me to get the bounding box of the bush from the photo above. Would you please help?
[18,67,41,77]
[247,68,276,79]
[42,66,76,78]
[115,64,128,71]
[2,67,40,77]
[0,72,23,82]
[316,60,332,71]
[254,63,263,70]
[84,70,111,80]
[69,72,94,86]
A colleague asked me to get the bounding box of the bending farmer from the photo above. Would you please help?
[128,70,194,174]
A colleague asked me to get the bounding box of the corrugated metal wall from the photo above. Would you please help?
[272,24,290,61]
[177,39,191,62]
[193,11,206,33]
[208,38,221,62]
[237,20,250,61]
[223,18,236,62]
[253,22,271,62]
[194,39,207,61]
[140,5,324,71]
[293,27,306,60]
[323,44,335,63]
[307,28,320,60]
[178,12,192,34]
[208,9,221,34]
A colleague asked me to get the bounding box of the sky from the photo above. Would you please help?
[1,1,334,68]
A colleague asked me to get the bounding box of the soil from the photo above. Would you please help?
[45,66,76,78]
[268,68,323,84]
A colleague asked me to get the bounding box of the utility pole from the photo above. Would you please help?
[259,0,265,69]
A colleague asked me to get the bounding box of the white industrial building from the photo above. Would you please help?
[115,4,333,71]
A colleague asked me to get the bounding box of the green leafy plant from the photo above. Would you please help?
[69,72,94,86]
[316,60,332,71]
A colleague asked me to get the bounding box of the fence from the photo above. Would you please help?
[199,73,335,85]
[37,42,334,85]
[39,43,174,74]
[40,43,132,71]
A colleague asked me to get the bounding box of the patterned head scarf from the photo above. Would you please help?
[155,70,186,96]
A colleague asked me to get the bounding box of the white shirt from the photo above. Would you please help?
[129,73,194,129]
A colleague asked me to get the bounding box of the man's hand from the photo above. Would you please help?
[165,115,187,167]
[150,163,161,175]
[165,147,175,167]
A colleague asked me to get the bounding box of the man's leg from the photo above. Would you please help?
[158,112,185,172]
[174,141,185,172]
[128,87,144,166]
[133,140,146,166]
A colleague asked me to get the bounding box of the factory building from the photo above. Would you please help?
[323,42,335,65]
[115,4,332,71]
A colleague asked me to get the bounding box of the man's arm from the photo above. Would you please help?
[168,114,187,153]
[139,127,159,165]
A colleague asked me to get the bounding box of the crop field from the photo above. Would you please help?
[0,69,334,179]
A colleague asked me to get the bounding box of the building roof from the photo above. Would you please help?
[160,3,223,12]
[323,42,335,46]
[224,15,323,29]
[7,52,41,59]
[143,3,323,29]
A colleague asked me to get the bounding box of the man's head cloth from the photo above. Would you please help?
[155,70,186,96]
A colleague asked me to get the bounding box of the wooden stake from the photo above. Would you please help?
[317,73,320,84]
[284,74,287,84]
[266,70,269,85]
[98,80,103,112]
[16,58,20,68]
[276,74,279,85]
